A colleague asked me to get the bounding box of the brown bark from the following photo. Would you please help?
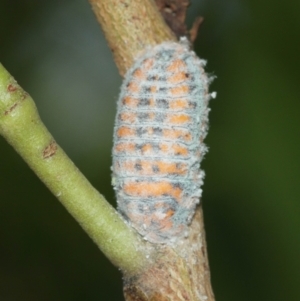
[88,0,175,76]
[154,0,203,43]
[155,0,190,38]
[123,209,215,301]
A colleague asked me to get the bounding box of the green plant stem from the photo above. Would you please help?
[0,63,150,274]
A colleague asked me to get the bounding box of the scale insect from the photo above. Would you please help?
[112,39,215,244]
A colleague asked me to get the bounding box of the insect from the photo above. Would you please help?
[112,39,215,243]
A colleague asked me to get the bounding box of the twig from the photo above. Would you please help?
[0,63,151,275]
[88,0,176,76]
[88,0,216,300]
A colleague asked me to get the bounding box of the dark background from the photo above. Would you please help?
[0,0,299,300]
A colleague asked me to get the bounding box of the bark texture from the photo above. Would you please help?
[124,209,215,301]
[89,0,175,76]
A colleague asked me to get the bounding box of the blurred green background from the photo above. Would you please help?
[0,0,299,300]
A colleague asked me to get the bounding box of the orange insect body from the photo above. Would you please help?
[112,40,213,243]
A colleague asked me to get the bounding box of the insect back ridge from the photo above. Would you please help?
[112,41,211,243]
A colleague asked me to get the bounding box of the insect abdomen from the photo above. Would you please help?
[112,41,211,243]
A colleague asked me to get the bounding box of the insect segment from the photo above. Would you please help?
[112,40,213,243]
